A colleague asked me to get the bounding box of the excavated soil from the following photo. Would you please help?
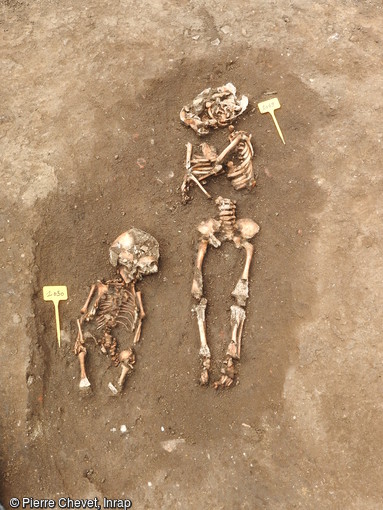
[3,1,383,508]
[28,53,325,503]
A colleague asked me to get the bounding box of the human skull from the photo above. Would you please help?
[109,228,160,282]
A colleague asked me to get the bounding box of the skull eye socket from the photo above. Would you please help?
[137,256,158,271]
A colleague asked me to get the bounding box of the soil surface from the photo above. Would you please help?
[2,1,383,509]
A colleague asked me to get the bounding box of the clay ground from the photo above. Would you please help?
[2,0,383,508]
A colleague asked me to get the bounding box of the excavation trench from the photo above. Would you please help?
[27,51,326,497]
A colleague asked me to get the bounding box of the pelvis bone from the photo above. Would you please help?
[181,126,256,202]
[74,228,159,394]
[180,83,248,136]
[191,197,259,389]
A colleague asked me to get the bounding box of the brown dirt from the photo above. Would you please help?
[2,1,383,508]
[28,53,325,503]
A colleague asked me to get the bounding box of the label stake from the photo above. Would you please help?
[43,286,68,347]
[258,97,286,144]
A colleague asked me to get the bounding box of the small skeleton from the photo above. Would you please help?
[181,126,256,202]
[74,228,160,394]
[180,83,248,136]
[191,197,259,388]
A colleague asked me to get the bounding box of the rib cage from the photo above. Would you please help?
[96,282,137,332]
[88,280,138,366]
[181,129,256,202]
[227,132,255,191]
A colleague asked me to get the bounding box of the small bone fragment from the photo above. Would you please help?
[108,382,118,395]
[161,438,186,452]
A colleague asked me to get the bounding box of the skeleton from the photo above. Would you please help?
[74,228,159,393]
[180,83,248,136]
[181,126,256,202]
[191,197,259,388]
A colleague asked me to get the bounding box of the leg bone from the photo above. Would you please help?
[214,305,246,390]
[78,351,91,389]
[191,239,208,300]
[231,242,254,306]
[75,319,91,389]
[192,298,211,385]
[226,305,246,360]
[113,349,136,393]
[241,241,254,281]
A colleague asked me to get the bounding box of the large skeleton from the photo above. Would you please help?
[74,228,159,393]
[192,197,259,388]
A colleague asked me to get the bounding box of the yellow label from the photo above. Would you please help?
[43,285,68,301]
[258,97,285,144]
[258,97,281,114]
[43,286,68,347]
